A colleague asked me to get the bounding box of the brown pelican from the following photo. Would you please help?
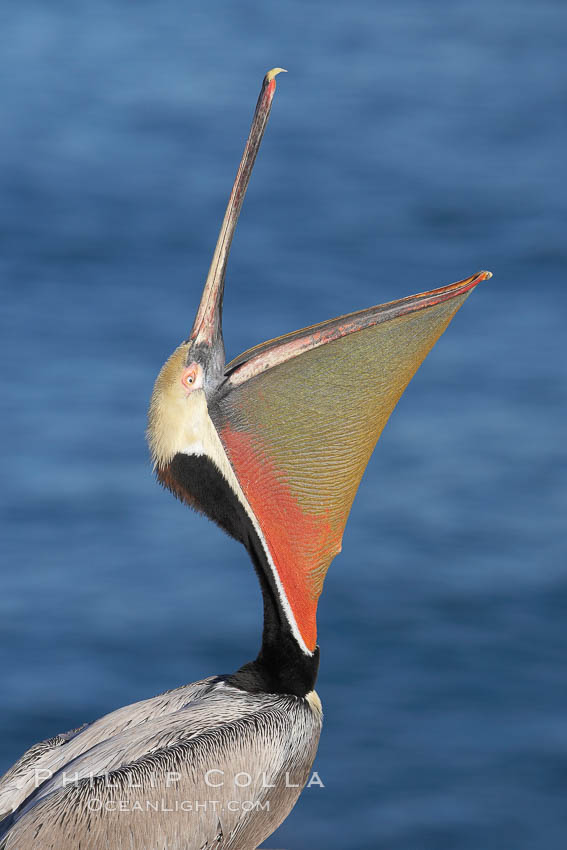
[0,69,490,849]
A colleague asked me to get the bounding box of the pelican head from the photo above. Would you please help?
[147,69,286,475]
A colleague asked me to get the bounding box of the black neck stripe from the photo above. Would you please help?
[166,453,319,696]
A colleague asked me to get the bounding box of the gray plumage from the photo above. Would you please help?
[0,678,322,849]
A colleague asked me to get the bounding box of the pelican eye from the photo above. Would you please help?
[181,365,199,390]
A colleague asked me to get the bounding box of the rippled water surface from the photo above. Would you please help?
[1,2,566,848]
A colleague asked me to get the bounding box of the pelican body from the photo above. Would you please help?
[0,70,490,849]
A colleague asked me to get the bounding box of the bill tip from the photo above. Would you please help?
[265,67,287,82]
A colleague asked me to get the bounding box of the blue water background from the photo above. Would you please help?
[1,2,566,848]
